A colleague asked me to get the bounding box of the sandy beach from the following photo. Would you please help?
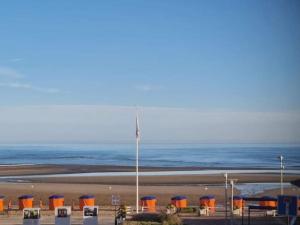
[0,165,299,225]
[0,165,299,206]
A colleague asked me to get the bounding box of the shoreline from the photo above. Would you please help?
[0,164,299,207]
[16,174,300,185]
[0,164,299,185]
[0,164,299,176]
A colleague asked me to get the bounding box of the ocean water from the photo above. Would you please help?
[0,144,299,170]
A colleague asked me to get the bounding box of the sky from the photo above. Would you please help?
[0,1,299,144]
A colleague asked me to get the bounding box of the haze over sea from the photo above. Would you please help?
[0,144,299,170]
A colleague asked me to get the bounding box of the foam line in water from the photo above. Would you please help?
[0,169,299,179]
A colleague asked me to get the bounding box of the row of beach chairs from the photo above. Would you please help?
[2,194,298,216]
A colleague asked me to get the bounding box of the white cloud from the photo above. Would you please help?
[0,66,61,94]
[0,105,299,144]
[0,82,61,94]
[0,66,24,78]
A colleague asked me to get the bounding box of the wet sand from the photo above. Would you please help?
[1,164,299,185]
[26,173,299,185]
[0,165,299,206]
[0,164,296,177]
[2,164,256,177]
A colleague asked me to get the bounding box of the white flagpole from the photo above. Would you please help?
[279,155,284,195]
[136,114,140,214]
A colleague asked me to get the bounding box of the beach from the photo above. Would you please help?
[0,165,299,225]
[0,158,299,225]
[0,164,299,206]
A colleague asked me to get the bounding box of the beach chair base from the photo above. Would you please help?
[199,208,209,216]
[265,210,276,217]
[233,208,242,216]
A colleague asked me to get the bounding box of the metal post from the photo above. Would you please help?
[224,173,228,219]
[231,180,234,213]
[279,155,284,195]
[229,179,238,225]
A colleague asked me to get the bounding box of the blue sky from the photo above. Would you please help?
[0,1,299,143]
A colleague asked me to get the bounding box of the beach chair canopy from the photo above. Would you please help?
[79,195,95,199]
[18,195,33,199]
[200,195,215,200]
[260,196,277,201]
[141,196,156,200]
[171,196,187,200]
[49,195,64,199]
[233,196,244,200]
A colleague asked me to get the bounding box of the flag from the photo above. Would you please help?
[136,115,140,141]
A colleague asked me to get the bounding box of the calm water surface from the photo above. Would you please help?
[0,144,299,169]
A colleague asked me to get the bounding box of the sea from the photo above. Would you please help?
[0,143,299,170]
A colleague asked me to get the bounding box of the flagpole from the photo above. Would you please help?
[136,114,139,214]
